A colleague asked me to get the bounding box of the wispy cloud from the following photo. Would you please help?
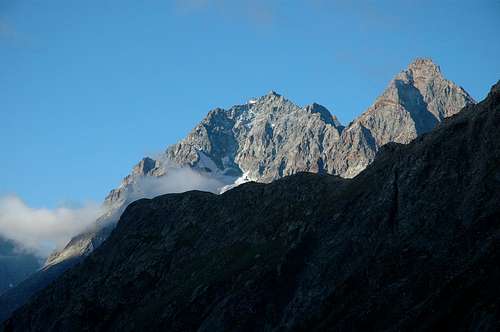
[0,196,103,258]
[125,165,228,203]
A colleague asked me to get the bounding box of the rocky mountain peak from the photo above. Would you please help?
[407,57,441,76]
[304,103,342,127]
[356,58,475,149]
[248,90,286,108]
[127,59,475,184]
[266,90,281,98]
[235,92,302,125]
[394,58,446,90]
[132,157,157,176]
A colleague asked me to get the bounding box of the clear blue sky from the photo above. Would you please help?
[1,0,499,208]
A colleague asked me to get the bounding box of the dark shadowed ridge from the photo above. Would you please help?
[3,82,499,331]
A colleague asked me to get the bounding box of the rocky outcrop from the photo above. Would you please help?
[3,81,499,332]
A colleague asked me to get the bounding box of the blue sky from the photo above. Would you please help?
[1,0,499,208]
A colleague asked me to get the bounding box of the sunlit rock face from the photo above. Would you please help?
[324,58,475,178]
[167,58,474,180]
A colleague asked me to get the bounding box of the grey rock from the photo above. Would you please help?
[166,91,343,182]
[326,58,475,177]
[167,59,474,181]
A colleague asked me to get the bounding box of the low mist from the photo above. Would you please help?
[126,166,231,202]
[0,196,103,258]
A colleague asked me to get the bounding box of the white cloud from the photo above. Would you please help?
[127,166,229,202]
[0,196,103,258]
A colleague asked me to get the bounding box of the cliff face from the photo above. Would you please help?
[4,82,498,332]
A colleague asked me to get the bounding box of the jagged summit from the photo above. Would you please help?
[143,57,475,185]
[407,57,441,73]
[356,58,475,148]
[246,91,276,104]
[166,90,343,182]
[253,90,292,106]
[246,91,283,106]
[132,157,157,176]
[266,90,281,97]
[304,103,342,127]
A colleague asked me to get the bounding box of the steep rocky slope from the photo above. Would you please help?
[0,58,474,322]
[323,58,474,177]
[166,93,344,181]
[3,82,498,331]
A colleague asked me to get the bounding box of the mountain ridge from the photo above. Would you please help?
[3,80,498,331]
[0,58,476,322]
